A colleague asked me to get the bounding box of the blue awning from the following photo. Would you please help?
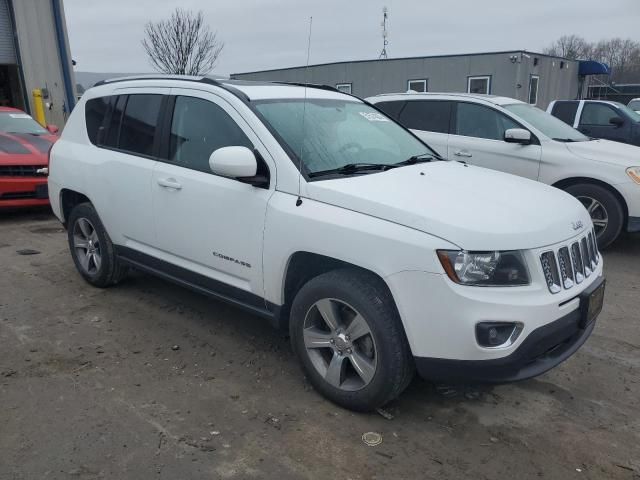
[579,60,611,76]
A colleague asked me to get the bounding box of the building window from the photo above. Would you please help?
[335,83,352,94]
[529,75,539,105]
[407,79,428,92]
[467,76,491,95]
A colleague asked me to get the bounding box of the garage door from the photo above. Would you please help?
[0,0,16,64]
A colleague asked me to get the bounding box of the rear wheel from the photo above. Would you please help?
[564,183,624,249]
[289,269,414,411]
[67,202,127,287]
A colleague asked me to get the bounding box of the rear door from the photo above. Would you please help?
[578,102,631,143]
[397,100,452,158]
[549,101,580,127]
[448,101,542,179]
[86,89,168,248]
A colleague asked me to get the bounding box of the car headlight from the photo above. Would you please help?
[626,166,640,184]
[437,250,530,286]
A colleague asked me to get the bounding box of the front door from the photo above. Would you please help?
[151,89,274,305]
[448,101,542,180]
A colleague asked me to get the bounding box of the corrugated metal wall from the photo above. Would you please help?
[232,52,581,109]
[0,0,16,64]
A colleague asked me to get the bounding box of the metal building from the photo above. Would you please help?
[0,0,75,126]
[232,51,582,109]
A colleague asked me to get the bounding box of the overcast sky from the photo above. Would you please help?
[65,0,639,76]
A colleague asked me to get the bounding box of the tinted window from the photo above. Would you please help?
[104,95,126,148]
[551,101,579,125]
[400,101,451,134]
[529,76,539,105]
[580,103,619,126]
[468,77,490,94]
[169,96,252,173]
[85,96,111,144]
[118,95,163,156]
[455,102,520,140]
[408,80,427,92]
[375,101,405,121]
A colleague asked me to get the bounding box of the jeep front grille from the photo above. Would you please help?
[540,232,599,294]
[0,165,46,177]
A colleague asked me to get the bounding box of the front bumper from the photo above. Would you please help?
[0,176,49,208]
[414,276,603,383]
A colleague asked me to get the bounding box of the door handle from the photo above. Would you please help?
[453,150,473,158]
[157,178,182,190]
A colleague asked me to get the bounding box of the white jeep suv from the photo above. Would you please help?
[368,92,640,248]
[48,77,605,411]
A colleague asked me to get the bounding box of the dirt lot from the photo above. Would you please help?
[1,210,639,480]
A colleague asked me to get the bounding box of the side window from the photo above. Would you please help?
[104,95,127,148]
[374,101,405,121]
[551,101,579,125]
[118,94,163,156]
[168,96,253,173]
[85,96,111,145]
[580,103,619,126]
[399,100,451,134]
[454,102,519,140]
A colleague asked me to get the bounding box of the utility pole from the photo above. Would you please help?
[379,7,389,60]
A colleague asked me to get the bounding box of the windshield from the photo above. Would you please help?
[629,100,640,112]
[254,99,433,176]
[0,112,48,135]
[503,103,589,142]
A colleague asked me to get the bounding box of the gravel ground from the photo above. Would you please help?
[1,209,639,480]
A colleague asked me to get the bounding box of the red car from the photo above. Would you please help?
[0,107,59,208]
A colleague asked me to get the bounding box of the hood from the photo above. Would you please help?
[0,132,56,166]
[306,162,591,251]
[564,138,640,167]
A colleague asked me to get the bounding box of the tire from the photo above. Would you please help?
[564,183,624,249]
[289,269,414,411]
[67,202,127,287]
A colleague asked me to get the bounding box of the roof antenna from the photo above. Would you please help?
[296,16,313,207]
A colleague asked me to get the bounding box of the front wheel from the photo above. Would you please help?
[564,183,624,249]
[289,269,414,411]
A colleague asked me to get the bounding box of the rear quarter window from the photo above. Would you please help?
[85,96,112,145]
[374,101,405,121]
[399,100,452,134]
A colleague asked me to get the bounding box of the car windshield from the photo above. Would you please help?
[0,112,48,135]
[612,102,640,122]
[254,98,433,177]
[629,100,640,111]
[503,103,589,142]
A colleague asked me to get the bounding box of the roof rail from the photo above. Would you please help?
[91,75,250,102]
[274,81,340,93]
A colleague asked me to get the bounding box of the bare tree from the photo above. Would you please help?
[543,34,591,60]
[142,9,224,76]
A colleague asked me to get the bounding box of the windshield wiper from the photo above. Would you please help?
[394,153,440,166]
[308,163,394,178]
[552,138,578,142]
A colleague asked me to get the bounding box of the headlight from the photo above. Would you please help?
[437,250,530,286]
[626,166,640,184]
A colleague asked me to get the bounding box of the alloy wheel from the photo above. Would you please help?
[303,298,377,391]
[577,195,609,237]
[72,217,102,275]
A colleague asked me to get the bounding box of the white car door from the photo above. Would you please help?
[151,89,275,306]
[448,101,542,179]
[398,100,452,158]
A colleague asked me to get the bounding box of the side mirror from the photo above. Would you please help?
[209,146,269,188]
[46,124,59,134]
[504,128,532,145]
[609,116,624,127]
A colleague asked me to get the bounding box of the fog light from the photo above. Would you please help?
[476,322,522,348]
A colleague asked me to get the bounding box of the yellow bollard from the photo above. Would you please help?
[32,89,46,127]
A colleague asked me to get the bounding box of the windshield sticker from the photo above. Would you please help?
[359,112,389,122]
[9,114,32,119]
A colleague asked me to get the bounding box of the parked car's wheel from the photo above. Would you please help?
[289,269,414,411]
[564,183,624,249]
[67,202,127,287]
